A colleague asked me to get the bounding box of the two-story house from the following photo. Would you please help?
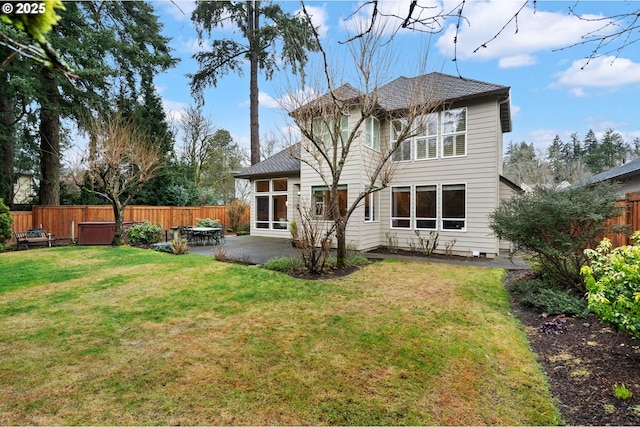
[235,72,520,257]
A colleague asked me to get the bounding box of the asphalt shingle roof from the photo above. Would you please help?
[234,143,301,179]
[575,157,640,186]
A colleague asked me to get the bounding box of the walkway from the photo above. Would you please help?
[188,235,530,270]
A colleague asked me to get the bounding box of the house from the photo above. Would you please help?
[235,72,520,257]
[574,157,640,197]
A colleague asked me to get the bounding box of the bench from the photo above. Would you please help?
[14,229,57,250]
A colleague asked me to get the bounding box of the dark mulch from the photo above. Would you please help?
[505,270,640,425]
[369,246,488,262]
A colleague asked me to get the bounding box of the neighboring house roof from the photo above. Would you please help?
[500,175,523,193]
[574,157,640,187]
[234,143,301,179]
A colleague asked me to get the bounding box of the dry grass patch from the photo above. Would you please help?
[0,248,560,425]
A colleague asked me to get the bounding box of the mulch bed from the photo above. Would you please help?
[505,270,640,425]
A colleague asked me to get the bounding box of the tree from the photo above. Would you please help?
[285,8,437,270]
[200,129,244,204]
[503,141,553,187]
[344,1,640,66]
[73,114,162,246]
[179,105,216,187]
[190,1,319,165]
[489,183,622,291]
[0,197,12,246]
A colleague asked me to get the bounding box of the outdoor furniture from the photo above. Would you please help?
[14,229,57,250]
[191,226,224,246]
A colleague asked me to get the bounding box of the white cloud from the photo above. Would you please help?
[295,4,329,39]
[554,56,640,90]
[435,0,610,63]
[162,99,189,123]
[174,36,211,55]
[499,54,535,69]
[160,0,197,23]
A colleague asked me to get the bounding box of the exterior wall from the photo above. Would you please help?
[498,179,519,252]
[293,96,510,256]
[248,175,300,238]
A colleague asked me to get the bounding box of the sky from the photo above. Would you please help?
[151,0,640,159]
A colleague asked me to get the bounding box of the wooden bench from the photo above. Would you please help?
[14,229,57,250]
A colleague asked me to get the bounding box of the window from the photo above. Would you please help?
[364,116,380,150]
[340,115,349,145]
[391,186,411,228]
[312,185,347,219]
[313,115,349,146]
[442,184,466,230]
[415,185,437,229]
[415,114,438,160]
[391,119,411,161]
[442,107,467,157]
[254,178,288,230]
[364,190,378,222]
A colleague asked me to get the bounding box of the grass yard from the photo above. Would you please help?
[0,246,560,425]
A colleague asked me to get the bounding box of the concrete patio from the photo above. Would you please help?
[187,234,530,270]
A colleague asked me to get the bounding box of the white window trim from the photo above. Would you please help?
[441,107,467,159]
[311,184,348,221]
[390,185,412,229]
[415,113,439,161]
[364,116,380,151]
[441,182,467,232]
[364,190,379,223]
[254,178,288,231]
[414,184,438,230]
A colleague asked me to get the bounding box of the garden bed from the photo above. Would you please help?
[505,270,640,425]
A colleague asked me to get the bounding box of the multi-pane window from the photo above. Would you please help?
[364,116,380,151]
[312,185,347,219]
[364,190,378,222]
[390,184,466,231]
[415,113,438,160]
[442,108,467,157]
[391,186,411,228]
[391,120,411,161]
[312,115,349,145]
[254,179,288,230]
[442,184,466,230]
[415,185,437,229]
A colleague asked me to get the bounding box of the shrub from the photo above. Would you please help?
[582,234,640,339]
[0,198,13,245]
[227,199,249,231]
[125,221,162,247]
[196,217,219,228]
[489,182,622,290]
[263,256,304,273]
[171,239,189,255]
[512,279,589,317]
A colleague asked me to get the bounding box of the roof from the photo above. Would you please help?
[377,73,511,132]
[234,143,301,179]
[575,157,640,187]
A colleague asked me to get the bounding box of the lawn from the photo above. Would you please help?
[0,246,560,425]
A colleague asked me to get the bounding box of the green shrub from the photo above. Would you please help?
[490,183,622,290]
[0,198,13,245]
[512,279,588,316]
[582,234,640,339]
[125,221,162,247]
[263,256,304,273]
[196,217,219,228]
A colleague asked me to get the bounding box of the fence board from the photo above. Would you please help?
[9,205,250,245]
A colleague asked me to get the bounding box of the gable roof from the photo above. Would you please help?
[576,157,640,186]
[234,143,301,179]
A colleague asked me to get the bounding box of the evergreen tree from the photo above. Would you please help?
[190,1,319,165]
[583,129,603,173]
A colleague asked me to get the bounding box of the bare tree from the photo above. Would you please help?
[342,1,640,69]
[179,105,216,187]
[73,114,162,245]
[284,6,439,269]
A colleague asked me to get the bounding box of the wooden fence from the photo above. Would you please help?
[8,205,250,244]
[604,191,640,247]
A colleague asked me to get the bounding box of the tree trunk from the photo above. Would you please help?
[335,217,347,269]
[112,199,125,246]
[0,93,15,206]
[39,68,60,205]
[248,0,260,165]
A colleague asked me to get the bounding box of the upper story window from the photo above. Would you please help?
[415,113,438,160]
[364,116,380,151]
[391,119,411,161]
[312,115,349,146]
[442,107,467,157]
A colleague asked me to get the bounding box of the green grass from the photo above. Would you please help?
[0,246,561,425]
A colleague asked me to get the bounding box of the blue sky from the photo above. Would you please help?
[152,0,640,158]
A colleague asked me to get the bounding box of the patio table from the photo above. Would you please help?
[190,227,223,246]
